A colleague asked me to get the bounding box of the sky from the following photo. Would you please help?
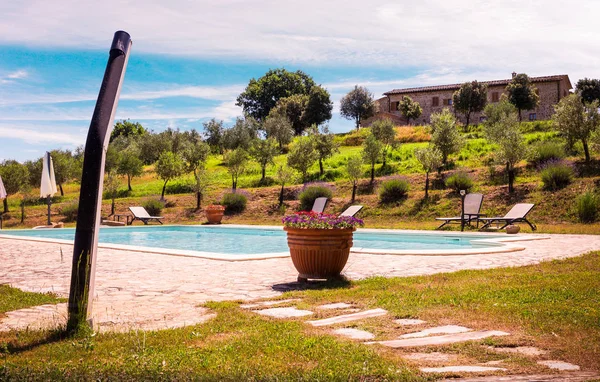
[1,0,599,162]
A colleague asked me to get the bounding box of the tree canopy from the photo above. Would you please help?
[505,73,540,121]
[575,78,600,104]
[340,86,377,129]
[398,96,422,125]
[553,93,600,162]
[0,160,29,213]
[430,108,464,165]
[111,120,147,142]
[452,81,488,129]
[370,118,397,167]
[155,151,185,199]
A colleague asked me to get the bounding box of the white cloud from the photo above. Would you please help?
[6,70,28,79]
[0,125,84,145]
[0,0,598,77]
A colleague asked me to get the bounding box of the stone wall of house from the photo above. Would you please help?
[376,77,571,125]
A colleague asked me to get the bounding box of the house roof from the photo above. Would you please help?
[383,75,572,96]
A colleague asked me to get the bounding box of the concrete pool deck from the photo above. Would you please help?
[1,230,599,332]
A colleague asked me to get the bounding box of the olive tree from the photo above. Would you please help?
[370,118,396,167]
[155,151,185,200]
[484,101,528,193]
[182,140,211,209]
[340,85,377,129]
[553,93,600,162]
[310,125,339,177]
[274,165,296,207]
[103,172,121,216]
[287,136,318,181]
[0,160,29,213]
[361,133,383,184]
[506,73,540,121]
[117,150,143,191]
[50,149,77,196]
[249,138,279,182]
[398,96,422,125]
[452,80,488,130]
[263,112,294,150]
[346,155,364,202]
[415,146,443,199]
[224,148,248,191]
[430,108,464,166]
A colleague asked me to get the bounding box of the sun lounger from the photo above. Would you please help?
[129,206,164,225]
[311,197,329,213]
[339,205,363,217]
[478,203,537,231]
[435,193,484,229]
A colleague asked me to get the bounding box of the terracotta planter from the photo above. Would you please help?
[506,224,520,234]
[205,206,225,224]
[284,227,354,282]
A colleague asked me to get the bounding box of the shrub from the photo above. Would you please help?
[379,178,410,204]
[396,125,431,143]
[59,202,78,222]
[143,199,164,216]
[529,142,564,166]
[576,191,599,223]
[445,171,474,193]
[222,192,248,214]
[298,185,333,211]
[165,180,195,194]
[541,163,574,191]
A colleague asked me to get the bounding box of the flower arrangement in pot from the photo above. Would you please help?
[204,204,225,224]
[282,211,364,282]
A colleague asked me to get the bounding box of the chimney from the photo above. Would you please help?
[512,72,517,78]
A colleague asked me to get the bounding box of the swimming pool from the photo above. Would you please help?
[0,225,529,260]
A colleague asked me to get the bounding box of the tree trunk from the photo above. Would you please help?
[464,113,470,132]
[518,109,522,122]
[582,139,590,162]
[128,175,132,191]
[356,114,360,130]
[279,184,285,206]
[319,159,324,177]
[508,166,515,193]
[196,191,202,210]
[111,198,115,216]
[161,180,168,200]
[370,164,375,184]
[261,166,266,181]
[382,149,387,168]
[59,183,64,196]
[424,172,430,199]
[232,175,236,191]
[3,198,8,213]
[351,183,357,203]
[407,117,411,126]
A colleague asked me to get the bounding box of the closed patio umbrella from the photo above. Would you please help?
[0,175,6,229]
[40,152,58,225]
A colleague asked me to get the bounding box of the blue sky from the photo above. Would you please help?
[1,0,598,161]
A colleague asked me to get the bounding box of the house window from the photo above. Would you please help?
[432,97,439,107]
[491,92,499,102]
[529,113,537,121]
[391,101,399,111]
[444,99,452,106]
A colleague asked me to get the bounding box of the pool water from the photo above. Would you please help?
[0,226,504,255]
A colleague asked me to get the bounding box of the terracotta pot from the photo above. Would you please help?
[205,206,225,224]
[284,227,354,281]
[506,224,520,234]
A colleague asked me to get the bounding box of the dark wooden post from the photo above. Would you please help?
[67,31,132,332]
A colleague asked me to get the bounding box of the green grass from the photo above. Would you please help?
[1,253,599,379]
[0,285,64,315]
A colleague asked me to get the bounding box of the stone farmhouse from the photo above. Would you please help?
[369,73,572,126]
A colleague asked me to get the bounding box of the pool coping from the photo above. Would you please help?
[0,224,549,261]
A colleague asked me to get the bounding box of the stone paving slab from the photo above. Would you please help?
[490,346,547,356]
[318,302,353,310]
[402,352,459,363]
[307,308,387,327]
[442,372,600,381]
[240,299,300,309]
[253,307,313,318]
[1,231,599,332]
[395,318,427,326]
[421,365,507,373]
[332,328,375,340]
[537,360,581,371]
[370,330,510,348]
[399,325,471,338]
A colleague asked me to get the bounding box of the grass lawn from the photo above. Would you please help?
[1,252,599,380]
[0,285,64,318]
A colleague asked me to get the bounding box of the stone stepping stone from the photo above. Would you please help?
[240,299,300,309]
[369,330,509,348]
[490,346,547,356]
[307,308,387,327]
[395,318,427,326]
[253,307,313,318]
[444,372,600,381]
[537,360,580,371]
[421,365,507,373]
[402,352,458,363]
[332,328,375,340]
[399,325,471,339]
[318,302,353,310]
